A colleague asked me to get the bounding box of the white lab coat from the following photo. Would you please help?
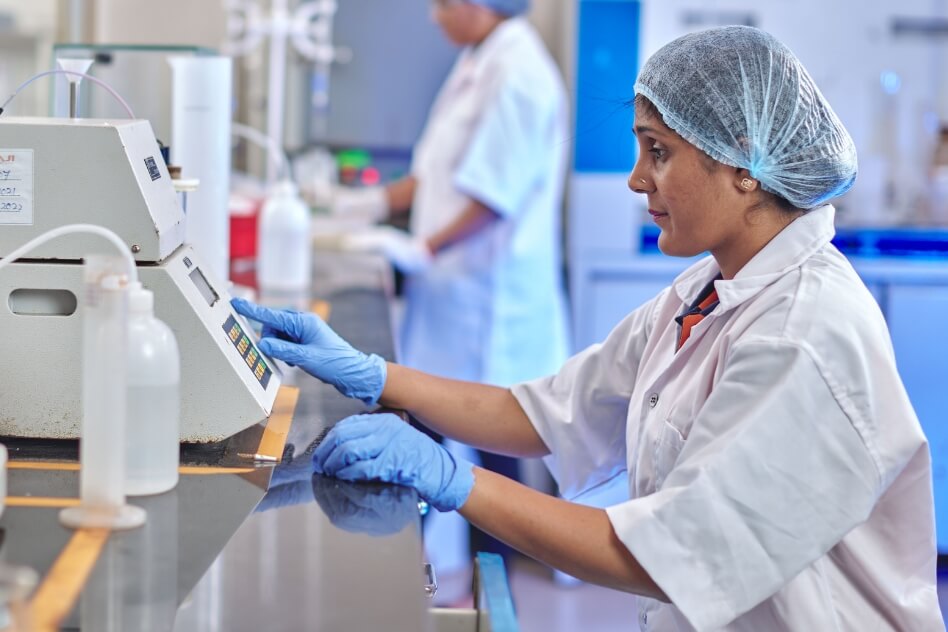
[512,206,942,631]
[402,17,569,385]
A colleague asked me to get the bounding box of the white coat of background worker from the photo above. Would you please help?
[333,0,569,387]
[331,0,571,570]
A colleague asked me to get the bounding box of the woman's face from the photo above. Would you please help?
[629,99,803,279]
[431,0,480,45]
[627,101,756,271]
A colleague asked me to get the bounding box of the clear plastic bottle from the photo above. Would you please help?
[125,282,180,496]
[257,180,312,292]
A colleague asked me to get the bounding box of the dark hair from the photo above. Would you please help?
[632,94,800,214]
[633,93,659,119]
[762,190,800,214]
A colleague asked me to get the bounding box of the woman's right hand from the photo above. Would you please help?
[231,298,387,405]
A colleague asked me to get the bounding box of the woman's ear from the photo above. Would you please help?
[735,168,759,193]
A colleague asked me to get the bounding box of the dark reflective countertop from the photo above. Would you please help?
[1,252,433,632]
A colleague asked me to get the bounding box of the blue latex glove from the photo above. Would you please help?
[313,414,475,512]
[231,298,387,405]
[312,476,418,537]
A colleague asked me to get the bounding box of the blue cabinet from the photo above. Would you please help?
[887,284,948,550]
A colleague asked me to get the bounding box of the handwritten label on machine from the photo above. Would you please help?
[0,149,33,225]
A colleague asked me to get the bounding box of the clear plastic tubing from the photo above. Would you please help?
[0,224,136,281]
[0,69,135,118]
[231,122,290,182]
[125,282,180,496]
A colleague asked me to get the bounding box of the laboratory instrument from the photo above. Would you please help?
[0,116,282,442]
[56,58,93,119]
[169,55,233,282]
[225,0,347,183]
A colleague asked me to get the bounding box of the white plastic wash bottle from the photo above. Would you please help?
[257,179,312,293]
[125,281,180,496]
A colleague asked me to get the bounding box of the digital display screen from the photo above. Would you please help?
[189,267,219,307]
[223,315,272,389]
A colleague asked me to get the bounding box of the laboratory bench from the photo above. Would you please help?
[0,251,517,632]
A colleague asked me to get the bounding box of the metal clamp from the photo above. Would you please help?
[423,562,438,598]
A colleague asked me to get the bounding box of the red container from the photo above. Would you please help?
[229,194,261,259]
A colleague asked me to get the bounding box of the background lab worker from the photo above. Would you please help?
[335,0,569,390]
[333,0,570,563]
[236,26,943,630]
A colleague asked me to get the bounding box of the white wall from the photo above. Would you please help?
[84,0,226,48]
[639,0,948,225]
[529,0,574,74]
[0,0,56,31]
[0,0,57,115]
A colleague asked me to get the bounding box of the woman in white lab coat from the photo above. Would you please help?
[237,25,943,630]
[338,0,569,387]
[336,0,570,564]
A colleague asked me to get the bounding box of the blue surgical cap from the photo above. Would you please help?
[635,26,857,210]
[468,0,529,17]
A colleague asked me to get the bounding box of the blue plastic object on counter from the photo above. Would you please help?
[830,227,948,258]
[640,225,948,259]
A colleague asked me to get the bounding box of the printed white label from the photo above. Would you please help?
[0,149,33,225]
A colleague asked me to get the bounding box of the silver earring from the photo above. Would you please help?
[740,178,755,190]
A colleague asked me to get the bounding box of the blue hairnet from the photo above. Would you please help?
[635,26,856,210]
[468,0,529,17]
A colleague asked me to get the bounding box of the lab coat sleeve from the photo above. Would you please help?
[452,79,557,218]
[511,290,667,498]
[605,338,883,631]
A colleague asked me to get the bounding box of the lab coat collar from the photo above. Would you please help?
[672,205,837,311]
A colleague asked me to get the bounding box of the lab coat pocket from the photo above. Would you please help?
[652,416,687,490]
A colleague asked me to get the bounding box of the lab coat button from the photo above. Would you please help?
[648,393,659,408]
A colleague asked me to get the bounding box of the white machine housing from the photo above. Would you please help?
[0,117,184,262]
[0,117,281,442]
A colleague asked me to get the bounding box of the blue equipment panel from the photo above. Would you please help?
[574,0,640,173]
